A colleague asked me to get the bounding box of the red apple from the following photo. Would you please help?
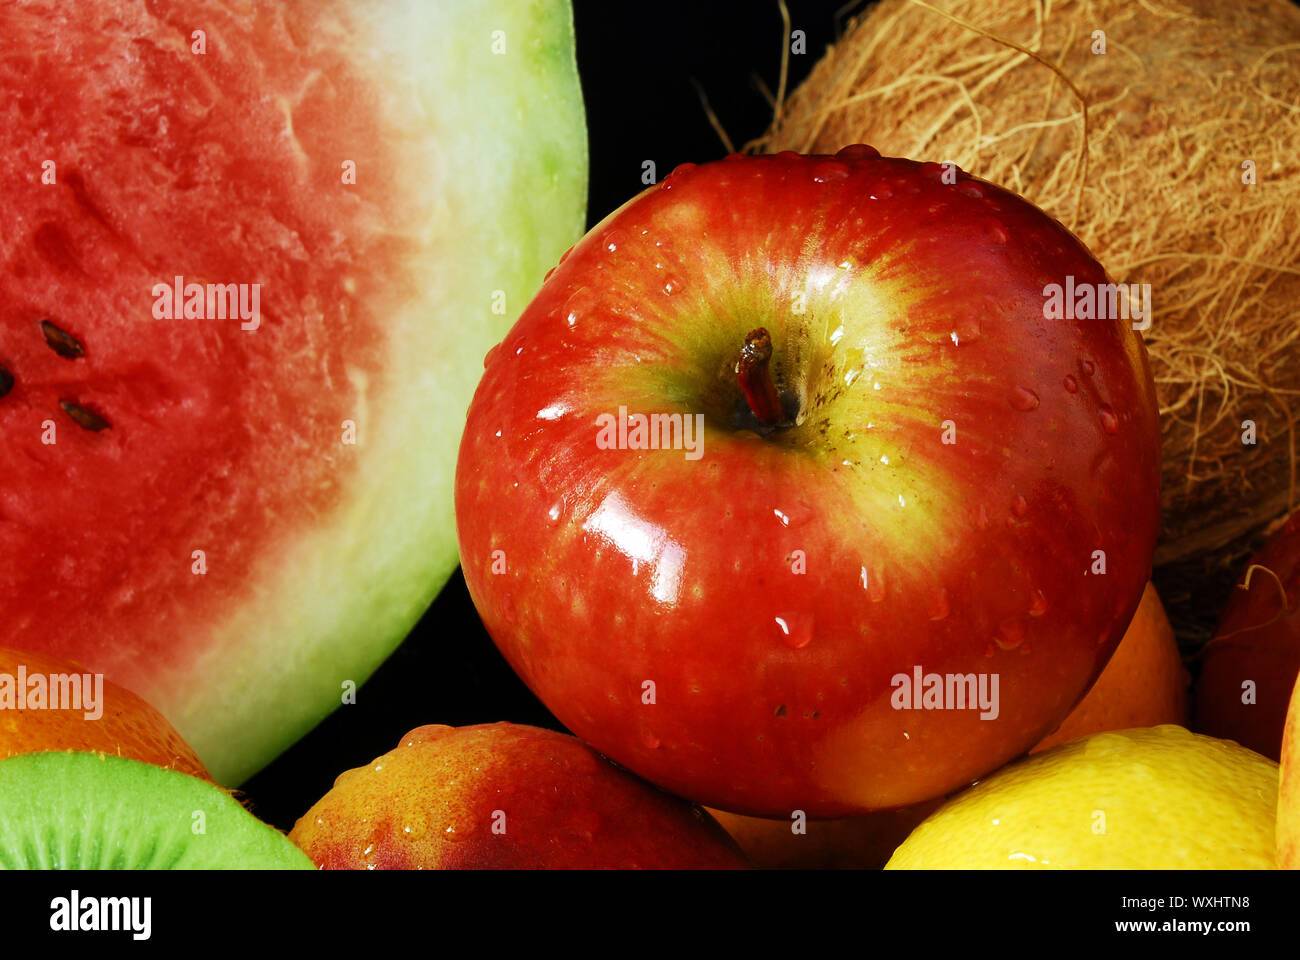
[289,723,746,869]
[455,147,1161,816]
[1195,509,1300,760]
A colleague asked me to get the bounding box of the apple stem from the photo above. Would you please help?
[736,328,786,425]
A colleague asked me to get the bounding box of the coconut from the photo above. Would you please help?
[760,0,1300,641]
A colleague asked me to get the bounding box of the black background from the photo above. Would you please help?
[242,0,852,830]
[12,869,1275,945]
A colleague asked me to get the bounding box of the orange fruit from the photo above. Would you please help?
[0,646,209,779]
[705,800,942,870]
[714,582,1186,867]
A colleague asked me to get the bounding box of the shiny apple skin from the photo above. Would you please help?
[455,148,1161,816]
[1195,509,1300,760]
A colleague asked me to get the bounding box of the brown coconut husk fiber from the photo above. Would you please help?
[759,0,1300,644]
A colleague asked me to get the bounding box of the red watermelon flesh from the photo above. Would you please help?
[0,0,588,783]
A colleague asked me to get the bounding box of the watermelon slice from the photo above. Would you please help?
[0,1,587,783]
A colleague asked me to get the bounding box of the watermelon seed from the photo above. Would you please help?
[39,320,84,359]
[58,399,110,432]
[0,363,12,397]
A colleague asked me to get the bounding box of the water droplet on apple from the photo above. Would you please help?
[956,312,983,343]
[957,182,984,199]
[403,822,428,842]
[986,221,1009,245]
[663,163,696,190]
[860,564,886,602]
[870,184,893,200]
[602,228,627,253]
[1028,588,1048,617]
[547,502,562,522]
[662,276,682,295]
[442,820,475,843]
[994,618,1026,650]
[642,732,662,750]
[773,500,814,527]
[1063,374,1078,393]
[920,160,946,179]
[1011,494,1028,517]
[1082,359,1095,376]
[544,266,556,282]
[774,613,814,649]
[559,245,574,263]
[563,287,596,328]
[483,342,502,369]
[1010,386,1040,411]
[835,143,880,162]
[929,588,950,621]
[812,160,851,182]
[1098,403,1120,434]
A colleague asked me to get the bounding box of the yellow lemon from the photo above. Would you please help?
[1279,673,1300,868]
[886,726,1277,869]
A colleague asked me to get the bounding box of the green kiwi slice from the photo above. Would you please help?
[0,752,312,869]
